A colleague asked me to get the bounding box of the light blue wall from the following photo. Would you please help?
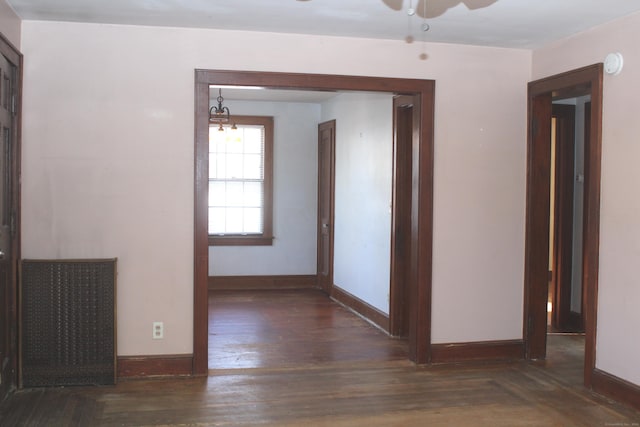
[209,100,321,275]
[322,92,394,314]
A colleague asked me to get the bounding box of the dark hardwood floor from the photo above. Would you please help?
[1,289,639,426]
[208,289,407,370]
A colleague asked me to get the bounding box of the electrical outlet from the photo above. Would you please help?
[153,321,164,339]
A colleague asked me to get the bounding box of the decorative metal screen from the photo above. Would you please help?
[20,259,117,387]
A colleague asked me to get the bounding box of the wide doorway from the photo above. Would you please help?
[194,70,435,375]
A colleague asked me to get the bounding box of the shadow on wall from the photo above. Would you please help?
[382,0,499,18]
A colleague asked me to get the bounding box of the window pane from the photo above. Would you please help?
[208,207,226,234]
[226,128,242,145]
[209,181,226,207]
[244,135,262,154]
[210,151,228,179]
[219,155,228,179]
[243,181,262,207]
[243,208,262,233]
[243,154,262,179]
[208,118,270,238]
[210,138,226,154]
[244,127,262,151]
[226,154,243,179]
[226,182,244,207]
[210,129,230,155]
[226,134,244,154]
[226,207,244,233]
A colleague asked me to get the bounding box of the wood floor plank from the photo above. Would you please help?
[1,289,639,426]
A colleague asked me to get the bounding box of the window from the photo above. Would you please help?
[208,115,274,246]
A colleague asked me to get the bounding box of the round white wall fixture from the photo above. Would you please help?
[604,52,624,75]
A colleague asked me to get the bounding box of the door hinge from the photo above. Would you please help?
[527,315,533,335]
[531,118,538,138]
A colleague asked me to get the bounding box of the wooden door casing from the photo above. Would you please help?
[194,70,435,373]
[524,64,603,387]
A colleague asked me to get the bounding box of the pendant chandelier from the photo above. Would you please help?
[209,88,237,131]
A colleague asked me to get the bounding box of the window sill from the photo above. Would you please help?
[208,235,274,246]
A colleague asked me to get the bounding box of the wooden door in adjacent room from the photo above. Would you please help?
[0,35,22,400]
[317,120,336,294]
[549,104,577,332]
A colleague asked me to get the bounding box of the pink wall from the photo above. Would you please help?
[534,11,640,386]
[20,21,530,356]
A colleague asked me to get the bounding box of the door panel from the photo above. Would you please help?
[317,120,335,293]
[0,46,19,399]
[550,104,579,332]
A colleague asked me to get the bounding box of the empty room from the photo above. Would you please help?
[1,0,640,425]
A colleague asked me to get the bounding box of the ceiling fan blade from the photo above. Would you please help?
[382,0,403,12]
[416,0,498,18]
[385,0,498,19]
[416,0,451,18]
[462,0,499,10]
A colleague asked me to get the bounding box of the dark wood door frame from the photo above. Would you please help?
[389,95,416,338]
[194,70,435,375]
[0,32,22,399]
[317,120,335,294]
[524,64,603,387]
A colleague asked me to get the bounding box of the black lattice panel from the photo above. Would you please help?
[20,259,117,387]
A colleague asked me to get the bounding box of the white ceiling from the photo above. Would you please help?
[10,0,640,103]
[7,0,640,49]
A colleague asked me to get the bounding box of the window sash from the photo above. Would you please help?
[208,117,272,241]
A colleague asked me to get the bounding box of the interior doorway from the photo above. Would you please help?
[194,70,435,375]
[524,64,603,387]
[548,99,590,334]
